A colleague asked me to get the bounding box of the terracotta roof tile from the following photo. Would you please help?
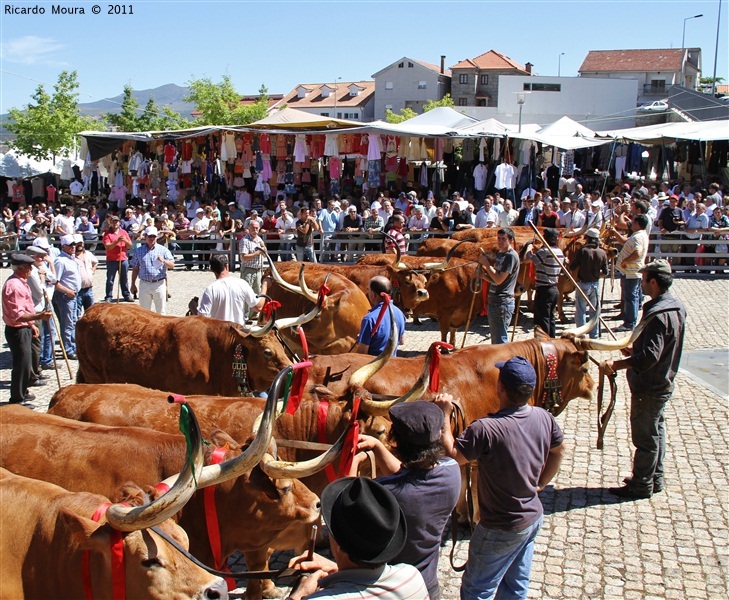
[281,81,375,109]
[450,50,528,73]
[579,49,685,73]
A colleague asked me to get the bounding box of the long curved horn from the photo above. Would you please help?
[424,239,467,271]
[240,295,277,338]
[360,340,444,416]
[297,264,318,302]
[259,421,350,479]
[264,251,318,302]
[276,296,324,330]
[576,311,662,351]
[561,303,600,338]
[383,232,407,270]
[348,303,398,389]
[105,401,205,531]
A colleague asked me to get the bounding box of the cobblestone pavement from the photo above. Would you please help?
[1,267,727,599]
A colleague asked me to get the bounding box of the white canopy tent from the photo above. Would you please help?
[596,120,729,144]
[0,150,83,179]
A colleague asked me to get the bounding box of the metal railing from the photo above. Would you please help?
[4,229,728,278]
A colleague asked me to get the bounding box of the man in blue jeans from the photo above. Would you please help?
[478,227,520,344]
[52,234,82,360]
[612,214,650,332]
[437,357,565,599]
[569,228,608,339]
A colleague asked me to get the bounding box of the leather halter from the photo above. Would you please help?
[540,341,564,414]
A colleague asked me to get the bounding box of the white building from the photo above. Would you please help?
[458,75,639,130]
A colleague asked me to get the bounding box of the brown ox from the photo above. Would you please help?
[274,259,430,311]
[264,263,370,355]
[0,399,320,600]
[76,303,290,394]
[0,468,227,600]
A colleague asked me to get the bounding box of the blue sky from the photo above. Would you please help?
[1,0,726,114]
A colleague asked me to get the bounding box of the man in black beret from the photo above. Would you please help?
[286,477,427,599]
[2,253,52,404]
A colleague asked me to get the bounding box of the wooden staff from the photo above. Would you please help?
[528,222,617,341]
[43,289,73,380]
[41,290,61,389]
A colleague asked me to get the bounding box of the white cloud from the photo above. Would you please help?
[1,36,67,66]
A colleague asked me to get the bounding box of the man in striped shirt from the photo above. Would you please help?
[385,215,407,255]
[524,228,565,338]
[130,226,175,314]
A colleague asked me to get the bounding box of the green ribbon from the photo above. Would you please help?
[178,404,198,487]
[280,369,294,415]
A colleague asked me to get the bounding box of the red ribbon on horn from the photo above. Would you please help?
[318,283,331,305]
[285,360,313,416]
[428,342,454,393]
[262,299,281,321]
[338,396,361,478]
[204,445,236,591]
[83,503,126,600]
[480,282,489,316]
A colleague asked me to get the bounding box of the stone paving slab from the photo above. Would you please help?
[1,266,727,599]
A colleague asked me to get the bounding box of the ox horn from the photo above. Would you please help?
[276,274,329,330]
[561,304,601,338]
[105,401,205,532]
[576,311,660,352]
[259,421,350,479]
[423,239,466,271]
[348,303,399,389]
[383,232,407,270]
[265,252,318,303]
[359,340,442,416]
[240,295,277,338]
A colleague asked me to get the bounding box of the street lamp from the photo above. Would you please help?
[682,14,703,48]
[333,76,342,119]
[516,92,529,133]
[558,52,565,77]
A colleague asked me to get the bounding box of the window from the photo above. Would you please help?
[418,81,427,89]
[320,112,329,117]
[459,74,468,84]
[477,99,486,107]
[385,81,393,90]
[398,62,404,68]
[408,62,414,68]
[523,83,561,92]
[480,74,489,85]
[337,112,342,119]
[385,104,393,110]
[650,80,666,90]
[458,98,468,106]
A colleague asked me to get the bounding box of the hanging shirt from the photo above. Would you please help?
[473,164,488,191]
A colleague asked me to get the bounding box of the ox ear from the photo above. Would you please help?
[208,429,241,452]
[249,464,281,500]
[534,326,550,341]
[309,384,336,401]
[230,324,250,338]
[58,508,107,550]
[113,482,152,507]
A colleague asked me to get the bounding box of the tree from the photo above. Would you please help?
[385,107,418,123]
[186,76,269,125]
[423,93,455,112]
[138,98,189,131]
[699,76,725,94]
[104,84,142,131]
[6,70,99,161]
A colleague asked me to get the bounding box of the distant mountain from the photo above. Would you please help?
[76,83,195,117]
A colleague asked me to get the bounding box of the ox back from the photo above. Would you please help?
[75,303,290,395]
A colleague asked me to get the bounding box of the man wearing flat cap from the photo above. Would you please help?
[605,259,686,499]
[437,357,565,599]
[348,401,460,599]
[2,253,52,404]
[287,477,428,599]
[53,234,82,359]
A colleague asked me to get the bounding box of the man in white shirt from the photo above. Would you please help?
[198,254,269,324]
[452,192,469,212]
[475,198,498,228]
[275,209,296,262]
[497,200,519,228]
[53,207,75,237]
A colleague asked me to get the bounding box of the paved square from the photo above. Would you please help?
[1,267,727,599]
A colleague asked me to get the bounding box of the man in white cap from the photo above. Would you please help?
[53,234,82,359]
[74,234,97,319]
[130,226,175,314]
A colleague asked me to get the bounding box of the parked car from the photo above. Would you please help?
[638,101,669,112]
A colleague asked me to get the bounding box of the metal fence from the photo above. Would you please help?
[4,230,728,278]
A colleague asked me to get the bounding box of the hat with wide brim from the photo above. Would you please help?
[321,477,407,565]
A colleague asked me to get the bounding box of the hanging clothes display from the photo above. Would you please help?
[367,134,383,161]
[293,134,307,162]
[324,134,340,157]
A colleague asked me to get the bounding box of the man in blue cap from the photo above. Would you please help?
[437,356,565,599]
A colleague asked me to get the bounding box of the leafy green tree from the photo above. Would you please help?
[138,97,189,131]
[104,84,142,131]
[385,107,418,123]
[423,93,455,112]
[6,70,99,161]
[699,76,725,93]
[186,76,269,125]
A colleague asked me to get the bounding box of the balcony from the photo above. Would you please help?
[643,85,667,96]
